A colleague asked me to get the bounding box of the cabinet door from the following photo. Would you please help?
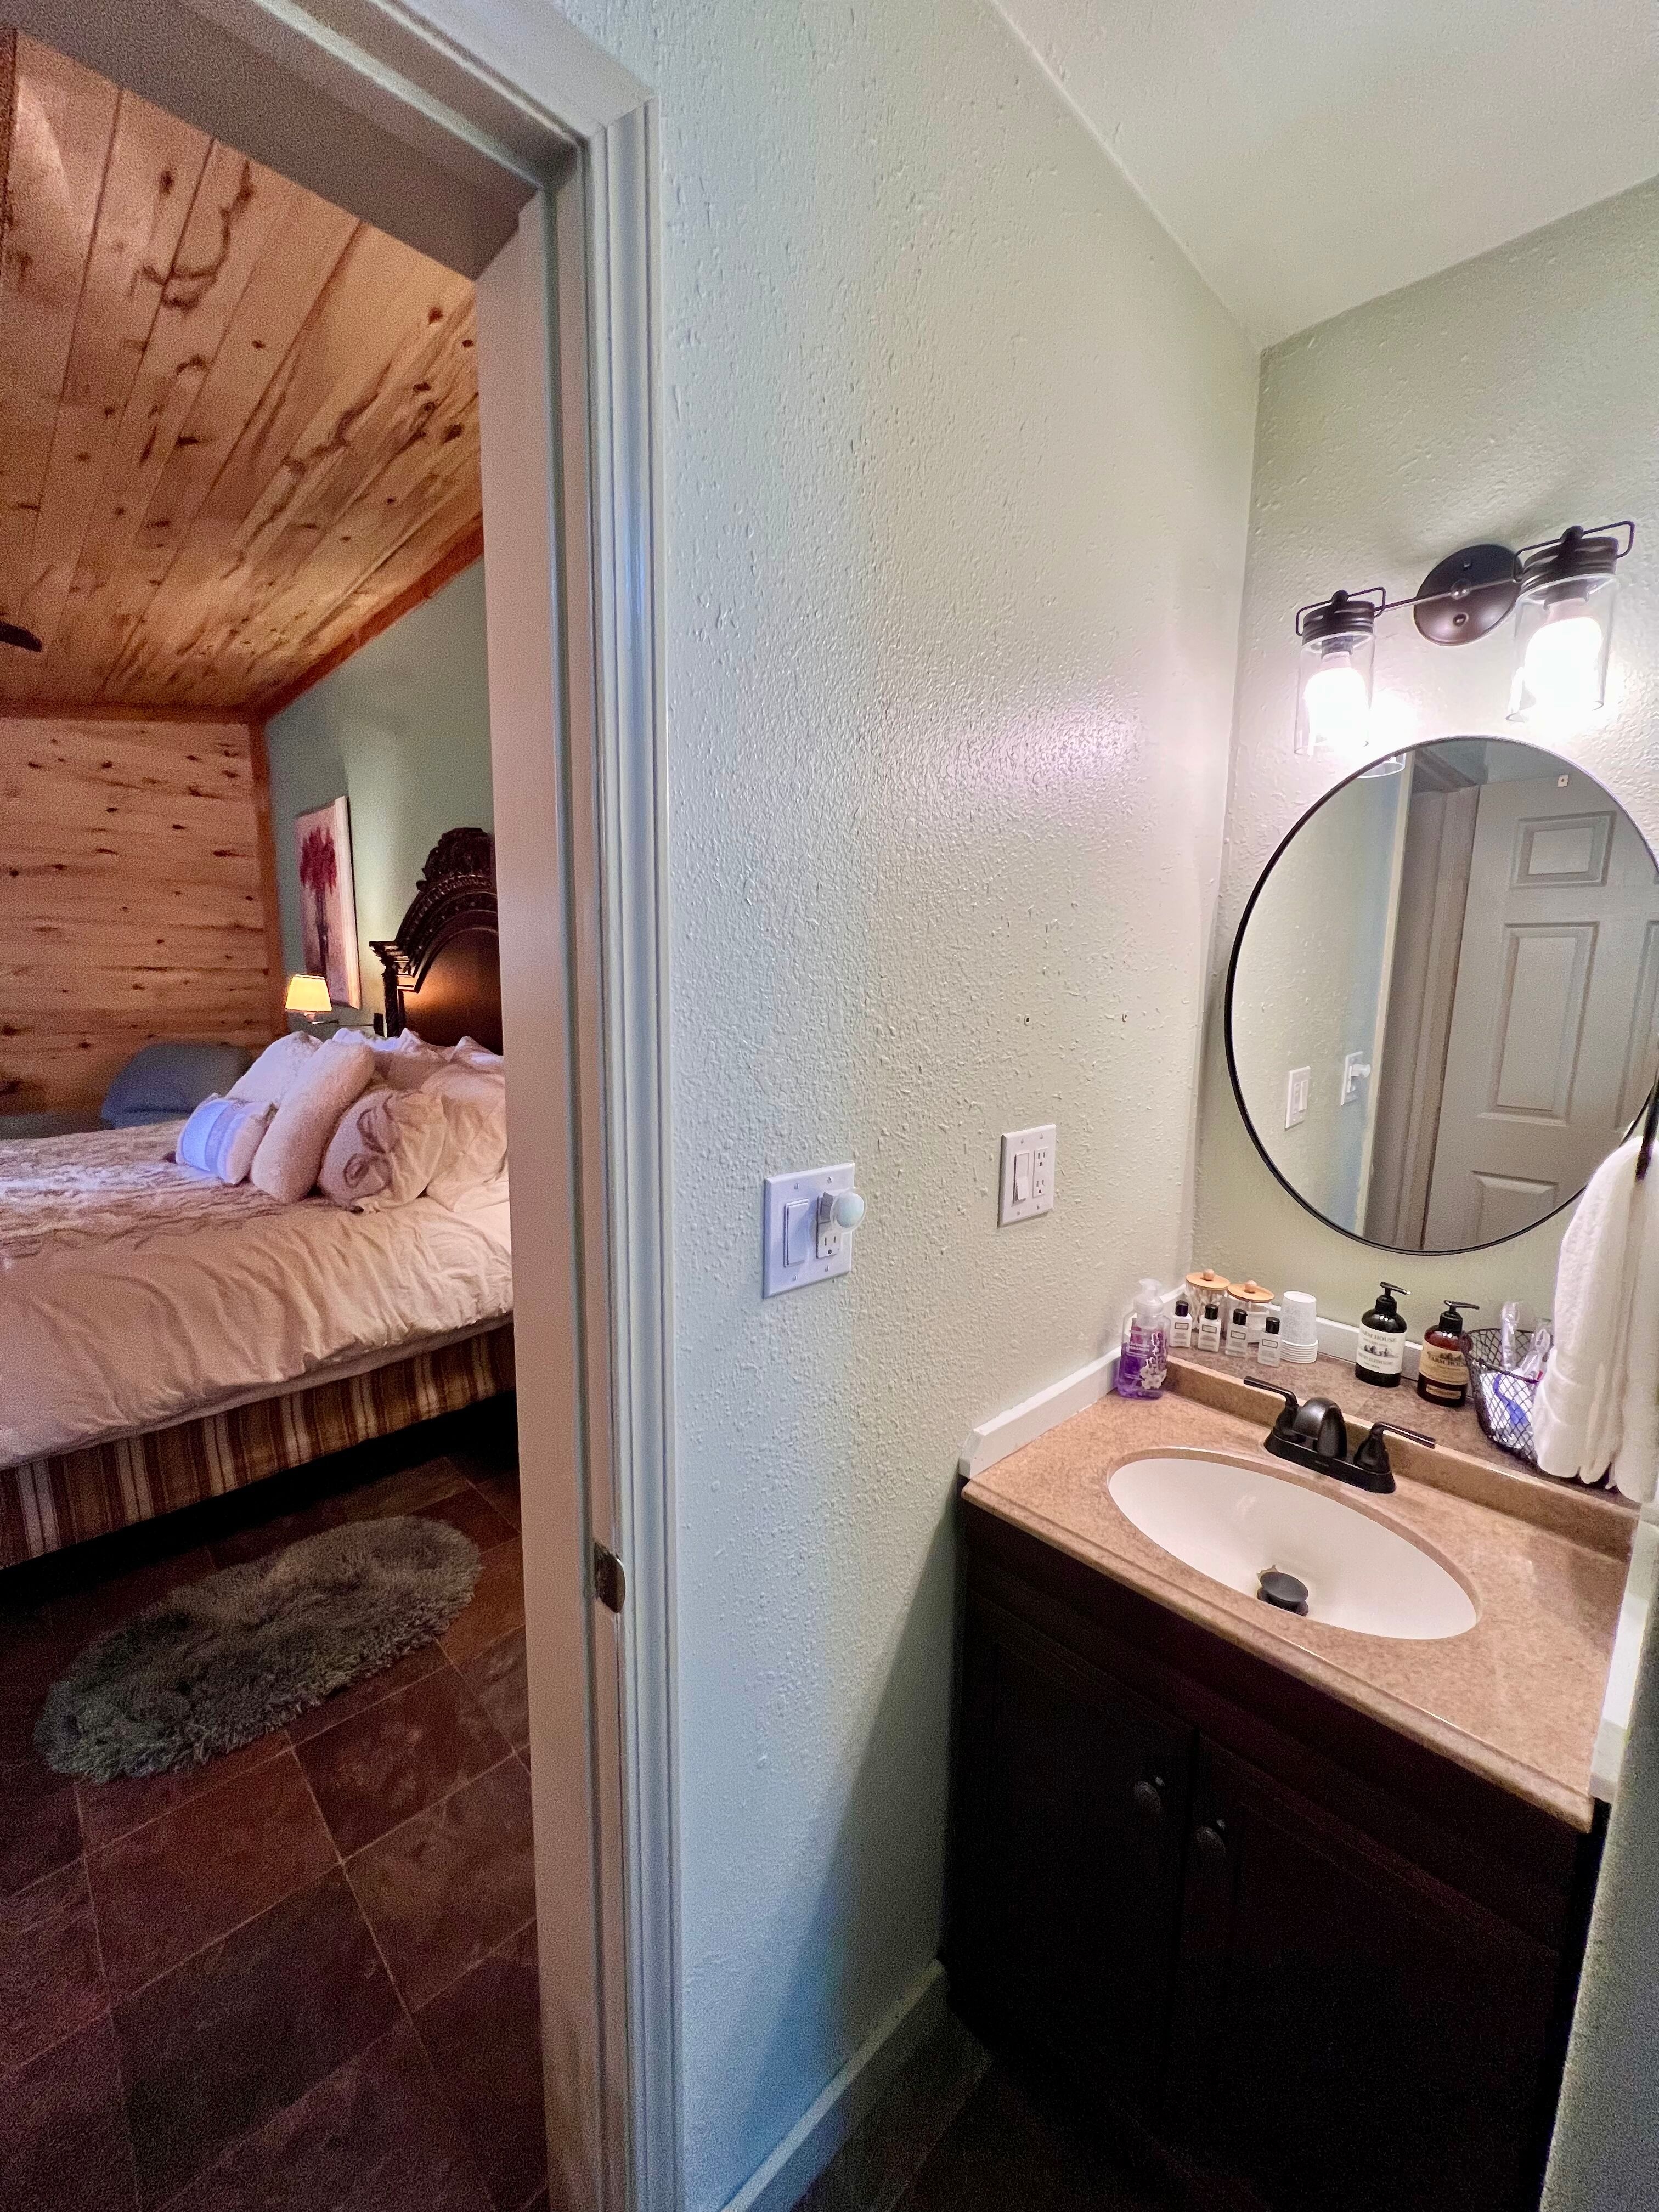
[947,1594,1194,2117]
[1166,1741,1560,2212]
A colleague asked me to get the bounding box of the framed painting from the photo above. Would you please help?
[294,797,362,1008]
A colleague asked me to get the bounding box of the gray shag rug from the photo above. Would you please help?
[36,1514,482,1782]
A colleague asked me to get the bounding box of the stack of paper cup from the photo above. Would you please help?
[1279,1290,1319,1365]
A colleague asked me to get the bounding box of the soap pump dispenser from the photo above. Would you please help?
[1417,1300,1480,1408]
[1356,1282,1409,1388]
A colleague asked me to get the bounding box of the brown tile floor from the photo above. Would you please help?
[0,1411,545,2212]
[802,2005,1183,2212]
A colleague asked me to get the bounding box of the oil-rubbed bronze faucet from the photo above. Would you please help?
[1243,1378,1434,1496]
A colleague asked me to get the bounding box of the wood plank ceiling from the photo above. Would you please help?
[0,30,482,715]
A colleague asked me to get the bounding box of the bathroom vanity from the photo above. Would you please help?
[946,1357,1629,2212]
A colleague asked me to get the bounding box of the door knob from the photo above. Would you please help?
[1192,1819,1229,1870]
[1130,1776,1165,1822]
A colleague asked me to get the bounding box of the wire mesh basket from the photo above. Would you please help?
[1461,1327,1542,1468]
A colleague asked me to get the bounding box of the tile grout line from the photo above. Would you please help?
[295,1752,506,2212]
[94,1753,340,2012]
[86,1627,523,2012]
[76,1729,294,1858]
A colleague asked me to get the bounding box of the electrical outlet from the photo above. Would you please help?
[1285,1068,1310,1129]
[764,1163,859,1295]
[999,1124,1056,1226]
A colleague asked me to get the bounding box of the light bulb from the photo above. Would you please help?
[1521,608,1604,713]
[1301,654,1370,751]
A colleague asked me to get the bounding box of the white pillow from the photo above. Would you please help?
[174,1096,275,1185]
[229,1032,320,1108]
[318,1088,446,1212]
[450,1036,504,1071]
[250,1034,375,1203]
[364,1031,452,1091]
[424,1063,508,1205]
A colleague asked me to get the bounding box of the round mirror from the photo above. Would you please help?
[1226,737,1659,1252]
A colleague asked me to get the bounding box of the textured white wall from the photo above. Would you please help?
[551,3,1256,2205]
[1196,175,1659,1327]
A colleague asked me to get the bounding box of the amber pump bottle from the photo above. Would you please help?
[1417,1300,1480,1408]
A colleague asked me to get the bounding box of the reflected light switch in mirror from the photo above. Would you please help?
[1285,1068,1310,1129]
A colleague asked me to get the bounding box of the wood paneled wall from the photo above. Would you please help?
[0,712,283,1114]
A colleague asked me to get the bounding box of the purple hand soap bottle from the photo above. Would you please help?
[1116,1278,1169,1400]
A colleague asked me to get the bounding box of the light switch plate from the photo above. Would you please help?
[998,1124,1056,1226]
[764,1162,856,1296]
[1285,1068,1310,1129]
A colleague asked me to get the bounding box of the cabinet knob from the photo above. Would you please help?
[1192,1819,1229,1869]
[1130,1776,1165,1822]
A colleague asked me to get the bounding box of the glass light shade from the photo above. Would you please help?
[1508,572,1616,725]
[285,972,332,1013]
[1295,628,1375,758]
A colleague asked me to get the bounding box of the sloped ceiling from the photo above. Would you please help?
[0,30,482,713]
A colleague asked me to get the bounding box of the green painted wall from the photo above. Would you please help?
[266,560,492,1020]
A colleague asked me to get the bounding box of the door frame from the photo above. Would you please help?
[4,4,679,2205]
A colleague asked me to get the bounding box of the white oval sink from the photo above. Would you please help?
[1107,1453,1477,1642]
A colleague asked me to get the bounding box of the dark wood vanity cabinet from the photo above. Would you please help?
[948,1504,1601,2212]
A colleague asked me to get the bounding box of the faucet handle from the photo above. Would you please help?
[1243,1377,1299,1425]
[1356,1418,1436,1462]
[1352,1418,1436,1490]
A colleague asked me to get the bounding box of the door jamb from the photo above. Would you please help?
[5,4,680,2204]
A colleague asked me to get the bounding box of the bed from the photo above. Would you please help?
[0,830,512,1568]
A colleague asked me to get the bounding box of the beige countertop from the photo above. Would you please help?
[963,1357,1632,1832]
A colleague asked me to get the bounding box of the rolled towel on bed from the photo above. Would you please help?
[175,1096,275,1186]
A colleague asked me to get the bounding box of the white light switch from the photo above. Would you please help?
[1341,1051,1372,1107]
[1285,1067,1310,1129]
[764,1163,862,1296]
[782,1200,814,1267]
[999,1124,1056,1226]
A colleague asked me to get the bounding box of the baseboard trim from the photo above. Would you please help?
[718,1960,949,2212]
[958,1353,1116,1480]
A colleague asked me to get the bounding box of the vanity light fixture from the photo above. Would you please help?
[1294,589,1379,758]
[1294,521,1634,753]
[1508,523,1630,726]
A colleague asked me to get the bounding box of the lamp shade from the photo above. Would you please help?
[285,973,333,1014]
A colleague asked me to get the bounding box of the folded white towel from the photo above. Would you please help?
[1534,1136,1643,1483]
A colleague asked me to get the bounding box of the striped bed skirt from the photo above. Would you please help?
[1,1324,515,1570]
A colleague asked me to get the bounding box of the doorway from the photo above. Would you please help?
[0,4,675,2207]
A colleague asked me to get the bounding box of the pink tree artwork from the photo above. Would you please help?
[293,798,362,1006]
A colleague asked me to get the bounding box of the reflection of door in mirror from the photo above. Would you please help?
[1231,736,1659,1255]
[1418,769,1659,1246]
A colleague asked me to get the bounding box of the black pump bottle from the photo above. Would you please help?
[1356,1282,1409,1387]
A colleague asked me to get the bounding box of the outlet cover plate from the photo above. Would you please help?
[998,1124,1056,1226]
[764,1162,856,1296]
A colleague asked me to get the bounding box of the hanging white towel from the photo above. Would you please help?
[1611,1167,1659,1503]
[1534,1136,1643,1484]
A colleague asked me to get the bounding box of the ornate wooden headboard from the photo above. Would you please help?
[371,828,502,1053]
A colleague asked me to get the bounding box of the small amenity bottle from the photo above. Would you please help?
[1170,1289,1193,1350]
[1356,1281,1409,1388]
[1417,1300,1479,1408]
[1257,1306,1283,1367]
[1198,1297,1223,1353]
[1116,1278,1170,1400]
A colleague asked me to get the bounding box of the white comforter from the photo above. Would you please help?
[0,1127,511,1468]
